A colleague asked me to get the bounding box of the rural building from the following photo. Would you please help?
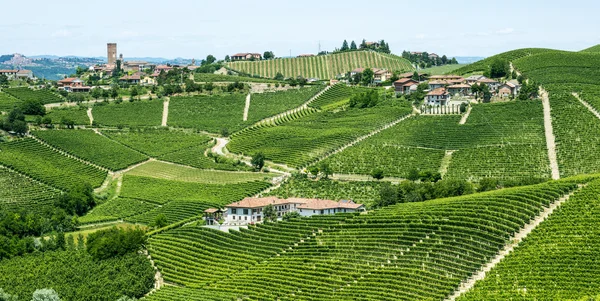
[477,77,501,91]
[119,74,141,84]
[465,75,487,85]
[231,53,262,61]
[57,77,91,92]
[350,68,365,77]
[123,61,153,72]
[394,78,419,95]
[223,197,364,225]
[448,83,472,96]
[0,70,18,79]
[498,80,521,97]
[16,70,34,79]
[203,208,224,225]
[428,80,449,90]
[427,87,451,106]
[373,68,392,83]
[298,54,315,57]
[428,75,465,82]
[155,65,173,73]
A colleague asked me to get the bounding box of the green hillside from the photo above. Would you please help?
[581,44,600,52]
[453,48,559,75]
[227,51,414,79]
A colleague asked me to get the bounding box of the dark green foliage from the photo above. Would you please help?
[349,89,378,108]
[374,179,474,208]
[86,227,146,260]
[281,211,300,221]
[490,59,510,78]
[262,204,277,222]
[370,168,384,180]
[56,182,95,216]
[251,152,265,171]
[0,250,154,301]
[20,100,45,116]
[152,214,168,228]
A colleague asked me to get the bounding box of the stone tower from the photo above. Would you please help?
[107,43,117,65]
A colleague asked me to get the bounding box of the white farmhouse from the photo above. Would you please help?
[224,197,365,225]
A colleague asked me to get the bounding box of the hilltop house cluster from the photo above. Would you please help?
[203,197,365,226]
[393,73,521,106]
[58,43,198,92]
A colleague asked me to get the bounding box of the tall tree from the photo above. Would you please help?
[224,55,231,62]
[262,204,277,222]
[263,51,275,60]
[360,39,367,49]
[350,41,357,50]
[205,55,216,65]
[251,152,265,171]
[361,68,374,86]
[341,40,349,51]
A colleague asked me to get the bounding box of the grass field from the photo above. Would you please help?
[127,161,275,184]
[227,51,413,79]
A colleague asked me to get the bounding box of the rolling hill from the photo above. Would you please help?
[452,48,560,76]
[227,51,414,79]
[581,44,600,52]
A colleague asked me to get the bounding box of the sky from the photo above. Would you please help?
[1,0,599,60]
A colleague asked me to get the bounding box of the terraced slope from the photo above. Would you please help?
[3,87,62,104]
[322,101,550,180]
[453,48,558,75]
[227,51,413,79]
[33,130,148,171]
[0,138,107,190]
[459,178,600,300]
[0,166,61,212]
[144,179,582,300]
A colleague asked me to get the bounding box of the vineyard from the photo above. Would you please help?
[101,128,212,157]
[0,138,106,190]
[322,101,549,180]
[158,141,252,171]
[45,106,91,125]
[459,178,600,300]
[0,166,61,212]
[247,86,322,122]
[126,160,274,184]
[308,84,358,110]
[453,48,558,76]
[92,99,163,127]
[144,179,582,300]
[227,51,413,79]
[193,73,282,83]
[2,87,63,104]
[33,130,148,171]
[0,91,21,112]
[169,93,248,133]
[79,197,159,224]
[228,100,413,168]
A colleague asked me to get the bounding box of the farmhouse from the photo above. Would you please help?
[119,74,141,84]
[465,75,487,85]
[16,70,34,79]
[231,53,262,61]
[350,68,365,77]
[57,77,91,92]
[373,68,392,83]
[427,87,451,106]
[477,77,501,91]
[224,197,365,225]
[394,78,419,95]
[448,83,472,96]
[429,75,465,82]
[428,80,449,90]
[0,70,18,79]
[498,80,521,97]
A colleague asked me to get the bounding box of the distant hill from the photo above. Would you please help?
[452,48,559,76]
[454,56,485,64]
[226,51,414,80]
[581,44,600,52]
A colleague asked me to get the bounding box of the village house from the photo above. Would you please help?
[231,53,262,61]
[427,87,451,106]
[119,74,141,84]
[394,78,419,95]
[0,70,19,79]
[155,65,173,73]
[123,61,154,72]
[373,68,392,83]
[223,197,365,225]
[498,80,521,98]
[477,77,501,91]
[448,84,472,96]
[350,68,365,77]
[203,208,224,225]
[16,70,34,79]
[428,80,449,90]
[465,75,487,85]
[57,77,91,93]
[428,75,465,83]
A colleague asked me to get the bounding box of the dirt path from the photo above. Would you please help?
[445,185,584,301]
[540,87,560,180]
[87,107,93,126]
[211,137,293,174]
[439,150,456,177]
[243,93,251,121]
[161,98,169,127]
[573,93,600,120]
[459,106,472,125]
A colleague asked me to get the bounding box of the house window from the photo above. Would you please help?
[243,209,249,215]
[244,216,247,221]
[300,209,303,212]
[313,210,316,213]
[233,216,236,220]
[320,210,324,215]
[231,208,237,214]
[344,209,347,213]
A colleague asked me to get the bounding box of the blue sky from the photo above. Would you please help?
[1,0,598,59]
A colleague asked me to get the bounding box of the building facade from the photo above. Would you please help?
[107,43,117,65]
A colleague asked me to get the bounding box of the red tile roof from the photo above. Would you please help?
[427,87,449,96]
[225,197,364,210]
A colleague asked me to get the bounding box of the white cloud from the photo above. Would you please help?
[496,28,515,35]
[415,34,426,40]
[51,29,72,38]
